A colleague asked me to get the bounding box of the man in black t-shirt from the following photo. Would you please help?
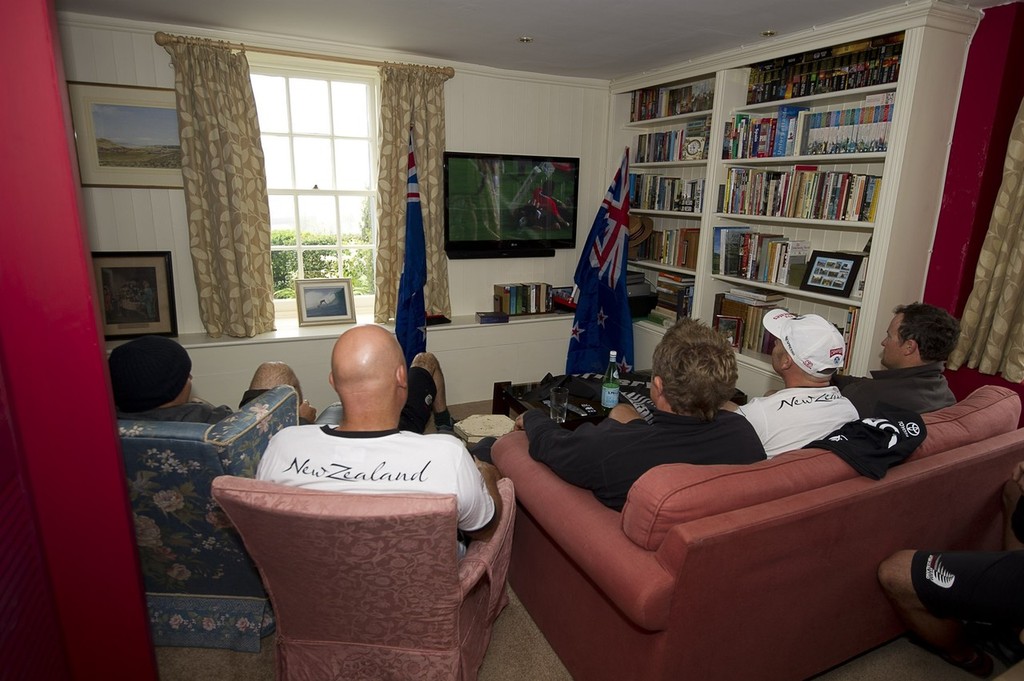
[508,318,766,511]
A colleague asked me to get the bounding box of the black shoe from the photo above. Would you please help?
[939,649,993,678]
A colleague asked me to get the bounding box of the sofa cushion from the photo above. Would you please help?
[621,385,1020,550]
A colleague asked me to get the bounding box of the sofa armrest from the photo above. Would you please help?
[213,385,298,478]
[492,432,674,631]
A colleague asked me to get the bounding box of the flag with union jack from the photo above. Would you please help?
[395,131,427,367]
[566,149,633,375]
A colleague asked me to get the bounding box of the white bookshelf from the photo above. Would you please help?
[610,0,979,393]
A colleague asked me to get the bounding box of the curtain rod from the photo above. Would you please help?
[153,31,456,78]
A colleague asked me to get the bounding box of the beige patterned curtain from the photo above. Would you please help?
[947,95,1024,382]
[374,63,453,323]
[163,38,275,338]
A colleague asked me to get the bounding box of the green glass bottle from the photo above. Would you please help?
[600,350,620,411]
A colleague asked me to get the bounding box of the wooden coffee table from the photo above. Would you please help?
[491,380,604,430]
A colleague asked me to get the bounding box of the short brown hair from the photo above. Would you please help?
[652,318,738,421]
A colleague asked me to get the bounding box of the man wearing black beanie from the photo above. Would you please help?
[108,335,235,424]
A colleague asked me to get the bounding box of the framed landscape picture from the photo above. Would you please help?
[296,278,356,326]
[799,250,865,298]
[92,251,177,339]
[68,82,183,188]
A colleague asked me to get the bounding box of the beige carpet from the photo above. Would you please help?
[155,586,1006,680]
[154,400,1008,680]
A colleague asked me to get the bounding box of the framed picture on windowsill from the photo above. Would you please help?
[296,278,357,326]
[92,251,178,339]
[68,82,183,188]
[798,250,865,299]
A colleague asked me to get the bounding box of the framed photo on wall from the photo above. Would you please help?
[798,250,865,298]
[296,278,356,326]
[68,82,183,188]
[92,251,177,339]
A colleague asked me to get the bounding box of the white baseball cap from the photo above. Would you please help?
[762,309,846,378]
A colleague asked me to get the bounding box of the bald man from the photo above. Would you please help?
[256,325,503,551]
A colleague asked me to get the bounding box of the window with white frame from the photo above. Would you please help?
[249,58,379,320]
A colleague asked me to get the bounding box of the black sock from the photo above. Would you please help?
[434,408,455,430]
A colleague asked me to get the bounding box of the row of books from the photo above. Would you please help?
[804,94,895,155]
[493,282,553,315]
[721,166,882,223]
[712,228,811,286]
[842,306,861,373]
[722,105,807,159]
[634,227,700,269]
[629,174,706,213]
[746,31,904,104]
[647,272,695,327]
[634,117,711,162]
[629,77,715,122]
[723,94,894,160]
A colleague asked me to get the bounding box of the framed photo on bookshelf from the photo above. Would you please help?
[296,278,356,326]
[714,314,743,348]
[92,251,177,339]
[799,250,865,298]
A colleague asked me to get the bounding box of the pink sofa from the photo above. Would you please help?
[492,385,1023,681]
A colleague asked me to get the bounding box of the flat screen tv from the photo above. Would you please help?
[443,151,580,259]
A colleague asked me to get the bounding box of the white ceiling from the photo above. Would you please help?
[55,0,1001,81]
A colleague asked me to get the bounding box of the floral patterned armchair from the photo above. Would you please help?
[119,384,298,652]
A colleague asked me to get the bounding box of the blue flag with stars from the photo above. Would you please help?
[395,131,427,367]
[566,149,634,375]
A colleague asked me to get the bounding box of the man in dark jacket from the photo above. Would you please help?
[511,318,766,510]
[833,302,960,417]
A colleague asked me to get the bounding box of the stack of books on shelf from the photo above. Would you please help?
[647,272,696,327]
[712,227,811,286]
[629,174,705,213]
[635,227,700,269]
[634,116,712,162]
[746,31,904,104]
[720,166,881,222]
[493,282,552,315]
[629,77,715,122]
[713,290,785,353]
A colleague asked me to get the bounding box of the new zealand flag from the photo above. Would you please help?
[565,149,633,375]
[395,131,427,367]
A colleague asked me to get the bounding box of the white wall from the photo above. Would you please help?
[59,13,611,405]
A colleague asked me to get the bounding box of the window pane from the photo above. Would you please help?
[262,136,293,189]
[298,195,338,244]
[289,78,330,134]
[251,75,289,132]
[271,250,298,298]
[332,82,368,136]
[335,139,370,190]
[268,195,296,234]
[339,195,372,243]
[302,249,339,279]
[340,247,374,295]
[294,137,334,190]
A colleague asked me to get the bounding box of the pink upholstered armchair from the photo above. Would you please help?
[211,475,515,681]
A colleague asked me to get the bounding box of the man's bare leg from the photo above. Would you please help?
[249,361,316,422]
[877,550,992,676]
